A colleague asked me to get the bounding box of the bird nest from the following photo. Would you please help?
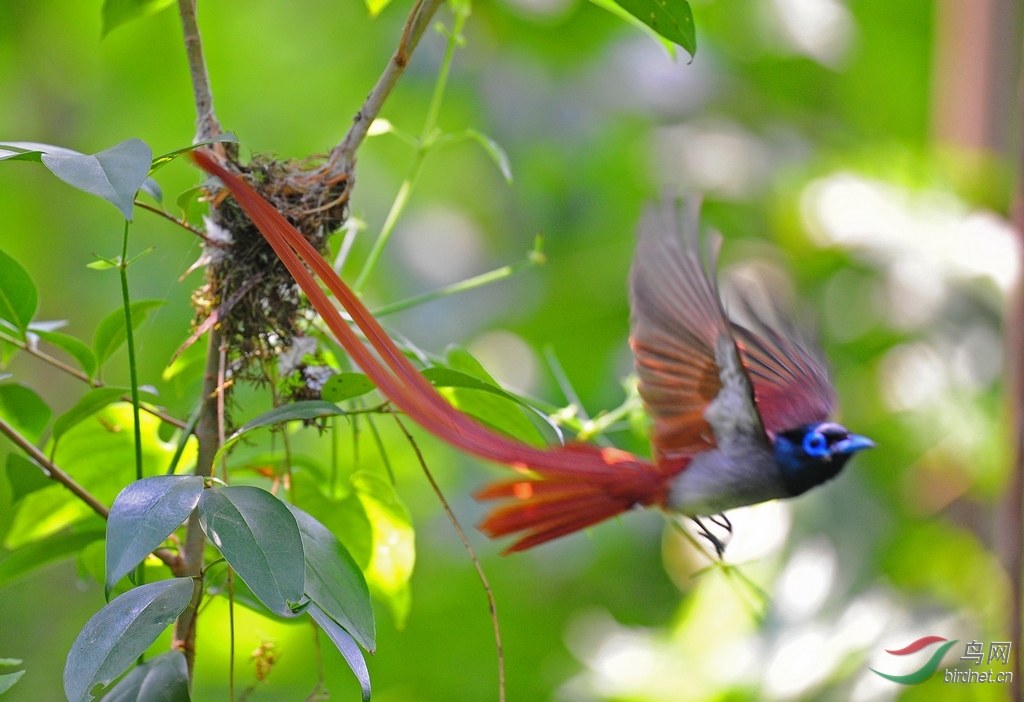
[191,153,350,390]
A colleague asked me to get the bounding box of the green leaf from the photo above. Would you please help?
[197,486,305,616]
[589,0,676,58]
[287,504,375,652]
[0,670,24,695]
[320,373,376,403]
[6,404,195,548]
[0,383,51,444]
[139,177,162,204]
[291,472,373,569]
[63,578,194,702]
[352,472,415,628]
[465,129,513,183]
[5,454,50,504]
[0,145,43,162]
[149,133,239,174]
[365,0,393,17]
[309,605,371,702]
[93,299,166,369]
[51,387,132,445]
[219,401,346,461]
[105,475,204,596]
[0,248,38,333]
[426,350,544,446]
[40,138,153,220]
[99,650,190,702]
[608,0,695,57]
[421,367,508,397]
[0,661,22,668]
[175,186,203,219]
[0,520,106,587]
[33,330,97,379]
[101,0,176,37]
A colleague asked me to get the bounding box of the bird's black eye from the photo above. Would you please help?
[802,431,828,457]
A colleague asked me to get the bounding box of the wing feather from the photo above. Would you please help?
[629,196,835,463]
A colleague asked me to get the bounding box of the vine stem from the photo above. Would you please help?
[353,8,469,292]
[390,411,506,702]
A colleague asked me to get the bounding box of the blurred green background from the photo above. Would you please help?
[0,0,1020,700]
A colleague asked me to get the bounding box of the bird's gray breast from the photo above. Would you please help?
[666,439,786,516]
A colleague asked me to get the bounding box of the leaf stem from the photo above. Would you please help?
[353,9,469,293]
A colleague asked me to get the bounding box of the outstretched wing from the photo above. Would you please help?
[629,197,834,462]
[731,287,836,433]
[629,197,765,461]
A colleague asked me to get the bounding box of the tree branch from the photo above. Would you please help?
[0,331,186,429]
[135,200,218,244]
[0,415,110,519]
[328,0,445,174]
[173,0,228,673]
[1005,39,1024,697]
[177,0,221,142]
[0,415,185,572]
[172,325,223,671]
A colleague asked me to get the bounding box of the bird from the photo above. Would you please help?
[190,151,874,557]
[476,197,874,554]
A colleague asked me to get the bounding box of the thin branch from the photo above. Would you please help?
[0,414,185,571]
[0,415,110,519]
[135,200,216,243]
[329,0,445,173]
[177,0,221,142]
[390,411,506,702]
[0,330,187,429]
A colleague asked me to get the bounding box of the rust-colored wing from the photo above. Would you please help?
[629,197,836,462]
[629,197,730,461]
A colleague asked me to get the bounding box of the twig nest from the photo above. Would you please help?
[191,153,351,392]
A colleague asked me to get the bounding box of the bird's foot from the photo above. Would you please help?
[691,514,732,559]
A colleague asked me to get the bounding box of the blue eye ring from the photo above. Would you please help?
[803,431,828,457]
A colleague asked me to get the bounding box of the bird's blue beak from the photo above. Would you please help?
[833,434,875,455]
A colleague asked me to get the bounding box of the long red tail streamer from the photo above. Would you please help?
[191,150,679,551]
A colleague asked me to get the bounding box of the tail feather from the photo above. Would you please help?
[476,443,686,552]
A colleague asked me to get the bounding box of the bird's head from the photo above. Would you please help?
[773,421,874,496]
